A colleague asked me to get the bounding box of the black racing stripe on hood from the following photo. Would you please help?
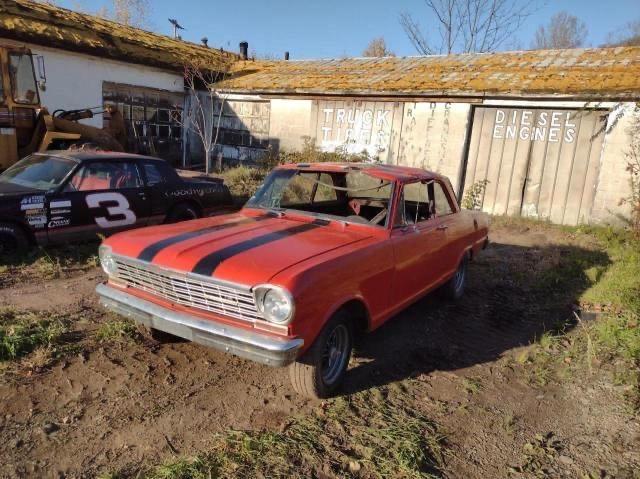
[191,222,321,276]
[138,215,270,262]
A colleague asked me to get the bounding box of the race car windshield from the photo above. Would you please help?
[0,155,77,190]
[246,168,394,228]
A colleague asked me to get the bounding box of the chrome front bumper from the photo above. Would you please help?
[96,283,303,367]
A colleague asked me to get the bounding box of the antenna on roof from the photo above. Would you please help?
[168,18,185,39]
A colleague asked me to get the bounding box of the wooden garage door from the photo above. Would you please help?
[462,107,606,225]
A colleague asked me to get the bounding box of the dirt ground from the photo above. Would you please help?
[0,222,638,478]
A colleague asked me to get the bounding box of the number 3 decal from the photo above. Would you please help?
[86,192,137,228]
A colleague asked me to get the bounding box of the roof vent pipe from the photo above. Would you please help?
[239,41,249,60]
[284,51,290,60]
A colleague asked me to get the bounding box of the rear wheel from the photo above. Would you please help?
[165,203,199,223]
[289,311,353,399]
[443,252,469,300]
[0,223,29,256]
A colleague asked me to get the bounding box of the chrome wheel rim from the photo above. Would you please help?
[321,324,350,385]
[453,260,466,293]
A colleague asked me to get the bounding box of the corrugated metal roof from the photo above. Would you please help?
[218,48,640,100]
[0,0,236,72]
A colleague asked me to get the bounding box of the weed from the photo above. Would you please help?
[0,308,68,362]
[0,242,99,287]
[96,318,140,342]
[509,432,563,477]
[113,382,444,479]
[461,179,489,210]
[462,377,483,394]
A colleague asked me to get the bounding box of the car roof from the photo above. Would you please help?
[36,150,163,163]
[277,162,447,183]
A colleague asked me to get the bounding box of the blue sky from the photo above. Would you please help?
[57,0,640,58]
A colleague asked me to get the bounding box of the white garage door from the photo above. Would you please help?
[462,107,607,225]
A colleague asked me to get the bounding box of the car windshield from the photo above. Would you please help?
[246,168,394,227]
[0,155,77,190]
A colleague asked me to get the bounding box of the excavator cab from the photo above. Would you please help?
[0,44,124,171]
[0,46,42,169]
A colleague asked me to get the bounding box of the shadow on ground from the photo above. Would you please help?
[343,240,610,395]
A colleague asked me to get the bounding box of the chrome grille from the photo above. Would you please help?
[113,256,262,322]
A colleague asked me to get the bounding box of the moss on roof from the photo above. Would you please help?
[0,0,236,72]
[219,47,640,100]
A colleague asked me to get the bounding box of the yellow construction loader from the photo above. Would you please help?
[0,43,124,170]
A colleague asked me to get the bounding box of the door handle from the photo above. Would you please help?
[436,225,449,231]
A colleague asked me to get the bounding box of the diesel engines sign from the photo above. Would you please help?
[492,109,577,143]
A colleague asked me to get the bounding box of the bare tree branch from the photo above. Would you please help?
[532,11,588,50]
[401,0,538,55]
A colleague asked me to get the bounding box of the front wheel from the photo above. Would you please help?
[289,312,353,399]
[0,222,29,256]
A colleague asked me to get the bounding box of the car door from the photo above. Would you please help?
[431,179,461,277]
[390,180,450,307]
[47,159,151,243]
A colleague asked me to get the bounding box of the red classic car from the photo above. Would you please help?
[96,163,489,398]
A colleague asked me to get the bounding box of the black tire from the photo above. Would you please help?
[289,311,353,399]
[442,252,469,300]
[0,222,29,256]
[165,203,199,224]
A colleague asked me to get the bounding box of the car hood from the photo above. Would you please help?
[0,182,42,198]
[107,212,372,284]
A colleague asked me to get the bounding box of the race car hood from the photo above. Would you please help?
[106,212,372,284]
[0,182,42,198]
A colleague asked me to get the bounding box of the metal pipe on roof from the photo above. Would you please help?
[239,41,248,60]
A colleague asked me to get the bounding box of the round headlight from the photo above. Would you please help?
[255,286,294,324]
[99,245,118,277]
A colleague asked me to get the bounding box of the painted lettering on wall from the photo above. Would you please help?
[317,101,395,157]
[492,110,577,143]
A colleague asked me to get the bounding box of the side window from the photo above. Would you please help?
[280,172,315,206]
[143,162,166,185]
[314,173,337,202]
[70,161,142,192]
[397,182,434,225]
[434,182,454,216]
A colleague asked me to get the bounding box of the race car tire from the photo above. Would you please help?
[289,311,353,399]
[165,203,199,224]
[0,222,29,255]
[442,252,469,300]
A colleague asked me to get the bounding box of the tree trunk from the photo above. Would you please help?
[204,147,211,174]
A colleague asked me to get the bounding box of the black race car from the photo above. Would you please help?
[0,151,233,253]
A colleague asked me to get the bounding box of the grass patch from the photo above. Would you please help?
[110,383,444,479]
[0,308,69,363]
[498,218,640,402]
[0,242,99,287]
[96,318,140,343]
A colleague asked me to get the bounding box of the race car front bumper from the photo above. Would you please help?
[96,283,303,367]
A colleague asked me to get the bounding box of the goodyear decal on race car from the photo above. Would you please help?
[164,186,223,198]
[137,215,271,262]
[191,222,320,276]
